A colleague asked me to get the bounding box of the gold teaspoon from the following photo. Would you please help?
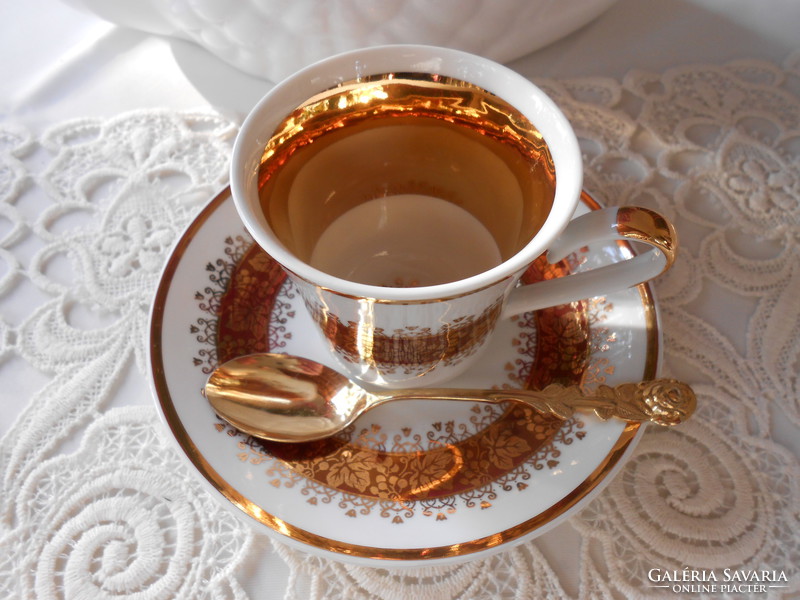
[205,353,696,443]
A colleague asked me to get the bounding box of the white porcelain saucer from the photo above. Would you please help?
[148,187,661,567]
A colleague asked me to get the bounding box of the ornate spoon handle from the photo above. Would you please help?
[510,379,696,426]
[383,379,696,427]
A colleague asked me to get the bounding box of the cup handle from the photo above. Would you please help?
[501,206,677,318]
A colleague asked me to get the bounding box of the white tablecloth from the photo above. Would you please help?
[1,1,798,598]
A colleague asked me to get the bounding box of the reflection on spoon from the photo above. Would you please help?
[205,353,696,443]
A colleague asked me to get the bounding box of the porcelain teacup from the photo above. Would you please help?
[230,44,676,388]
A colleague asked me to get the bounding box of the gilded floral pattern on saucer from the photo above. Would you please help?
[189,225,618,522]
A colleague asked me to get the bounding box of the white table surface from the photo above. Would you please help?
[1,1,798,598]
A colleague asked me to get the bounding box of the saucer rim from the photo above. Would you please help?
[148,186,659,565]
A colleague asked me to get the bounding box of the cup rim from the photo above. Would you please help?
[231,43,583,301]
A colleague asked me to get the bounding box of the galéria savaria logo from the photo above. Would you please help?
[648,568,790,595]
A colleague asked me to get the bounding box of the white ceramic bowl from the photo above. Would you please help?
[61,0,618,81]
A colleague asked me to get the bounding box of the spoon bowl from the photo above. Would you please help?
[205,353,368,442]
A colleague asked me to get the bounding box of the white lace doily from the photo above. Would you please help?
[1,55,798,598]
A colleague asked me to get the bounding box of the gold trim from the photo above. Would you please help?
[616,206,678,272]
[149,187,656,562]
[306,297,503,372]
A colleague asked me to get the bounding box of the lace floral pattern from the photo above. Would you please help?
[0,111,245,599]
[1,55,799,598]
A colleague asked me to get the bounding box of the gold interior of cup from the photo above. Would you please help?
[257,73,556,282]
